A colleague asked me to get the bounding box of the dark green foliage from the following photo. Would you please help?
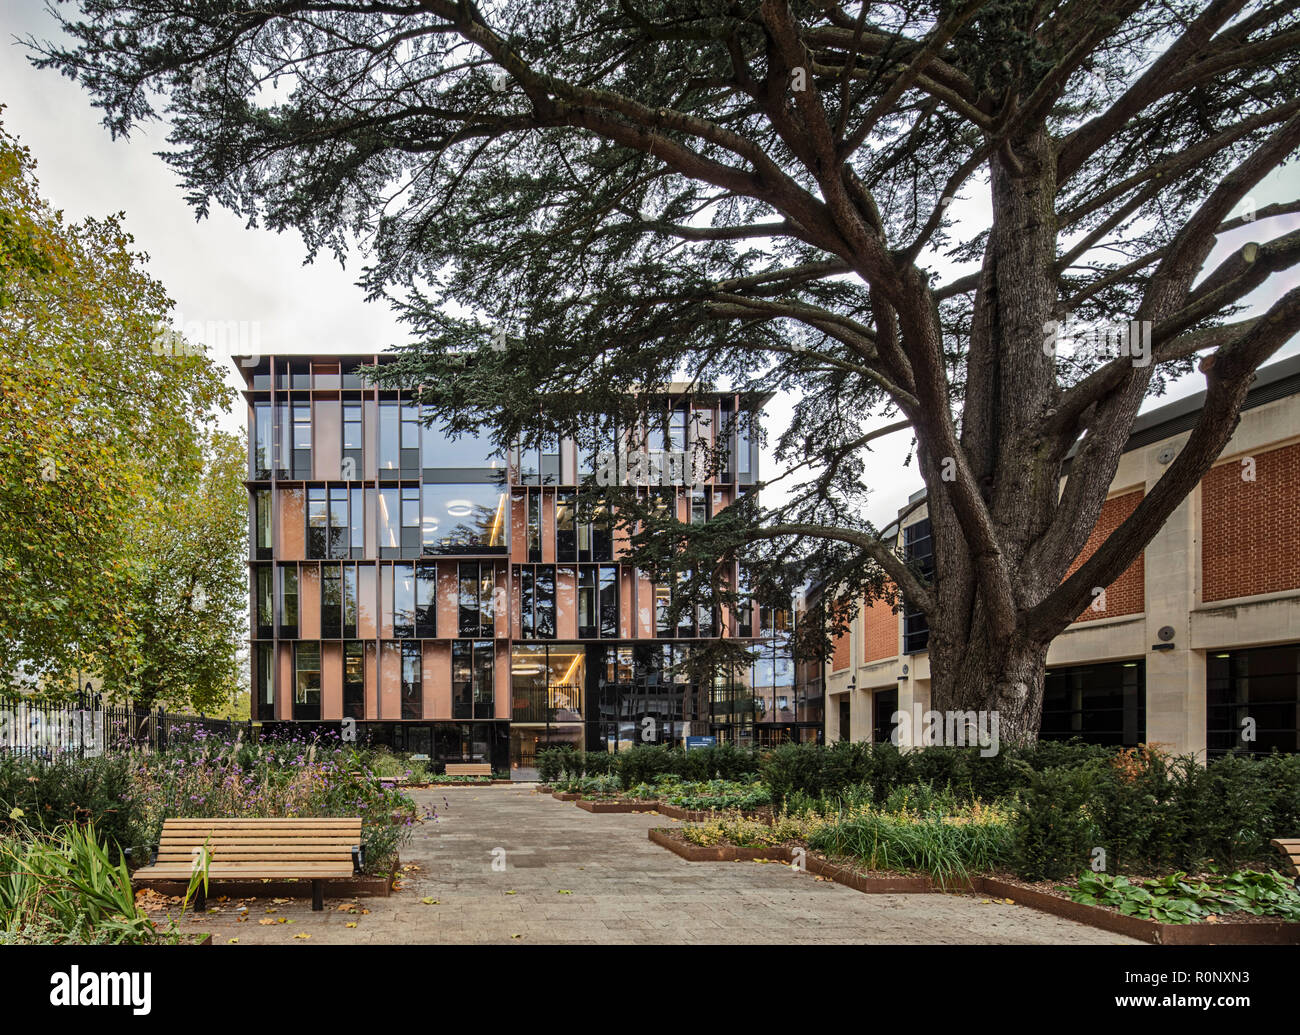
[1182,752,1276,870]
[535,747,574,784]
[759,742,840,806]
[754,742,1300,879]
[536,744,759,789]
[1011,766,1099,882]
[0,754,143,863]
[1068,869,1300,924]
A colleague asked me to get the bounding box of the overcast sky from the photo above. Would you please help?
[4,6,1297,528]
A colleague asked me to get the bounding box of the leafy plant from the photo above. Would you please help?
[808,806,1014,886]
[0,820,204,944]
[1066,868,1300,924]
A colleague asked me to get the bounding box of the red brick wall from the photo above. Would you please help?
[863,591,898,662]
[831,626,851,671]
[830,597,852,671]
[1202,442,1300,602]
[1067,489,1146,622]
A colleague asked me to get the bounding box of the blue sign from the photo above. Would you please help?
[685,736,717,751]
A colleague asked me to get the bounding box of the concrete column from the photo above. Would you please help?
[1144,464,1204,755]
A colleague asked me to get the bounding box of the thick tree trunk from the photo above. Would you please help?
[912,128,1064,747]
[927,615,1051,748]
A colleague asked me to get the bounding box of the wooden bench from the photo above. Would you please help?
[132,818,363,911]
[1270,838,1300,886]
[445,763,492,778]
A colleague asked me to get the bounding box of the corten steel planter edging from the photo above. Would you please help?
[574,799,663,814]
[561,798,774,822]
[422,780,514,788]
[654,803,775,823]
[977,877,1300,945]
[647,830,1300,944]
[648,828,797,863]
[552,791,583,801]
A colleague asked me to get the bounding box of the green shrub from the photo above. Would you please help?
[1011,765,1099,881]
[614,745,676,789]
[0,754,143,862]
[535,748,568,784]
[0,821,202,944]
[660,780,771,811]
[759,742,832,805]
[1187,752,1274,869]
[1259,751,1300,837]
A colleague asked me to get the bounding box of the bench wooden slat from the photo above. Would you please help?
[156,852,355,861]
[154,842,358,847]
[1270,838,1300,877]
[445,763,492,776]
[160,821,361,827]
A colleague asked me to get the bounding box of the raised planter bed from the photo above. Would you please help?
[647,829,1300,944]
[575,799,661,814]
[422,779,515,787]
[552,791,583,801]
[977,876,1300,946]
[655,802,774,823]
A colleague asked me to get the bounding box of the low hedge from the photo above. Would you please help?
[759,741,1300,880]
[536,744,760,787]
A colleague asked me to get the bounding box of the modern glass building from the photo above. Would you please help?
[237,354,817,770]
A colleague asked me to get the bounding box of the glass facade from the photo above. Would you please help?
[1207,644,1299,756]
[293,642,321,720]
[452,639,495,719]
[1041,661,1146,746]
[242,358,784,767]
[902,519,933,654]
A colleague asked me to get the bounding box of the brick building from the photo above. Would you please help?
[236,354,820,771]
[823,354,1300,757]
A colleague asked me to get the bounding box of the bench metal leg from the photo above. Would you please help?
[193,888,206,913]
[312,879,324,911]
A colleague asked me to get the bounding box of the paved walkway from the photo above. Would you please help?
[184,786,1138,944]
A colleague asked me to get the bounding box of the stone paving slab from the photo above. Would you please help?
[174,786,1140,945]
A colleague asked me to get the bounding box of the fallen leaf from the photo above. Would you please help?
[345,922,358,929]
[420,897,440,905]
[294,933,310,940]
[227,938,239,944]
[257,918,276,926]
[557,889,573,895]
[505,890,517,895]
